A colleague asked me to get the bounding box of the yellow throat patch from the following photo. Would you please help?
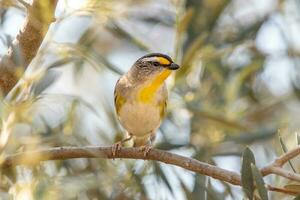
[138,69,171,103]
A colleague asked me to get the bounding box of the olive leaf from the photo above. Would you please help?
[251,164,268,200]
[33,70,61,96]
[241,147,255,199]
[278,133,297,173]
[294,193,300,200]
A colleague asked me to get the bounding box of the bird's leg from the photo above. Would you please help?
[140,134,156,157]
[111,134,133,157]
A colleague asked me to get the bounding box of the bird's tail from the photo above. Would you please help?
[133,135,149,147]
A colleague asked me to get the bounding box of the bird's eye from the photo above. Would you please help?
[153,61,160,66]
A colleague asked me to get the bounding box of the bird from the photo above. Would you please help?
[113,53,180,156]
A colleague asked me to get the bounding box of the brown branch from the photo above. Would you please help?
[261,145,300,181]
[267,185,299,196]
[263,166,300,182]
[1,146,242,185]
[0,0,58,95]
[273,145,300,167]
[2,145,300,196]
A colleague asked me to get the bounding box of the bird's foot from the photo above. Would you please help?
[140,145,152,157]
[111,142,122,157]
[111,135,133,157]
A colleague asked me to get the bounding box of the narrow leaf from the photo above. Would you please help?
[153,163,174,195]
[294,193,300,200]
[279,133,297,173]
[33,70,61,96]
[241,147,255,199]
[179,179,192,200]
[47,57,79,69]
[251,164,268,200]
[297,132,300,146]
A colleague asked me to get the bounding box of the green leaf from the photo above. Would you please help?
[153,163,174,196]
[278,133,297,173]
[225,59,263,104]
[47,57,79,69]
[294,193,300,200]
[131,168,147,197]
[34,178,49,199]
[225,129,277,144]
[297,132,300,146]
[178,179,192,200]
[33,70,61,96]
[191,174,207,200]
[251,164,268,200]
[241,147,255,199]
[107,21,150,51]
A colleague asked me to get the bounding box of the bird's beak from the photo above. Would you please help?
[168,63,180,70]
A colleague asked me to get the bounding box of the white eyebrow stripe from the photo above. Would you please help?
[141,57,159,62]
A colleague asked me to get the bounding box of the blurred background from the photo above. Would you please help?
[1,0,300,199]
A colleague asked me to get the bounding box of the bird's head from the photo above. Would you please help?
[128,53,180,103]
[130,53,180,83]
[132,53,179,76]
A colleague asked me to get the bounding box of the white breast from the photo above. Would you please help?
[118,102,161,137]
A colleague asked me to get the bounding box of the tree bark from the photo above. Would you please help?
[0,0,58,95]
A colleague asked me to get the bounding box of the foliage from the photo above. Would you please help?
[0,0,300,199]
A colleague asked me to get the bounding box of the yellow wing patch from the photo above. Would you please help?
[159,100,167,118]
[158,57,171,65]
[115,93,126,114]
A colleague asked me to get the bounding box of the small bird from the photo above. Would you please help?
[113,53,180,156]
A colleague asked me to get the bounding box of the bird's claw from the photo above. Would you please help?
[112,142,122,157]
[111,135,133,157]
[141,145,152,157]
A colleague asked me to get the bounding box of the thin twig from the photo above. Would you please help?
[274,145,300,167]
[267,185,299,196]
[263,166,300,182]
[261,145,300,179]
